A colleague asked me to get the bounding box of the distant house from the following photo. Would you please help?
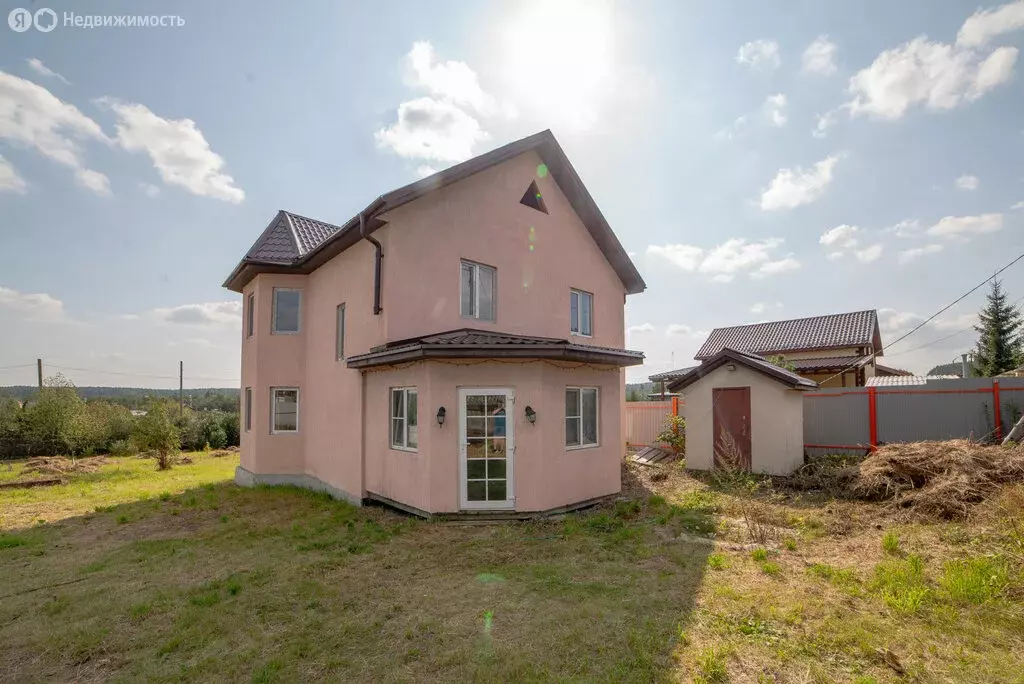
[652,310,885,389]
[927,360,976,378]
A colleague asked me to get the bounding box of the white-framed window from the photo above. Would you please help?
[570,289,593,336]
[272,288,301,334]
[271,387,299,433]
[246,293,255,338]
[565,387,599,448]
[244,387,252,432]
[460,260,496,321]
[390,387,418,450]
[336,303,346,360]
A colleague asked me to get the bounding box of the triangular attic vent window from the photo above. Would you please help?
[520,180,548,214]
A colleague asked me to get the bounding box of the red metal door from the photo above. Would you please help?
[712,387,752,471]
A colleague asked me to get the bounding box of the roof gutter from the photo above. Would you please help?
[359,204,386,316]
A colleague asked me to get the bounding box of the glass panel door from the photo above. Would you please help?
[460,389,513,509]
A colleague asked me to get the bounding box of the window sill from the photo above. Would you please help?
[570,332,593,339]
[460,315,495,323]
[270,430,299,435]
[566,443,599,451]
[390,445,419,453]
[271,330,301,335]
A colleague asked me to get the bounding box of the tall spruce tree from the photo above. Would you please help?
[973,278,1023,376]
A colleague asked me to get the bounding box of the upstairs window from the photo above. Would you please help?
[566,387,599,448]
[519,180,548,214]
[460,260,496,321]
[390,388,418,450]
[570,289,593,336]
[246,293,254,338]
[272,288,301,334]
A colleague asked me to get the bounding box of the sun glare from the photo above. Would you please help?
[499,1,616,133]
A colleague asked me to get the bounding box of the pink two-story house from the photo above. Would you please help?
[223,130,645,515]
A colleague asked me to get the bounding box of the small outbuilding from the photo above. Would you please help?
[667,348,818,475]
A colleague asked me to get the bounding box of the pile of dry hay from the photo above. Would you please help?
[22,456,112,476]
[792,440,1024,520]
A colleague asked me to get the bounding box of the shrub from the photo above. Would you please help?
[655,415,686,455]
[133,402,180,470]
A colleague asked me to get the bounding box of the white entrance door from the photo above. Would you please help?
[458,388,515,510]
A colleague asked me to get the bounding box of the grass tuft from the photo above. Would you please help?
[940,556,1009,605]
[872,554,929,614]
[881,530,901,555]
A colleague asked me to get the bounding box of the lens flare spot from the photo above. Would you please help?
[537,164,548,178]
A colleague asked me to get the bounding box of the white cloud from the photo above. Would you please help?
[855,243,884,263]
[955,174,979,190]
[820,224,861,248]
[378,42,502,169]
[376,96,489,165]
[627,323,655,335]
[0,154,27,194]
[750,301,784,314]
[645,244,704,271]
[102,100,244,203]
[649,238,797,281]
[931,313,978,331]
[737,39,780,71]
[957,0,1024,47]
[878,308,925,335]
[927,213,1003,238]
[753,257,801,278]
[0,286,64,321]
[74,168,111,195]
[883,219,922,238]
[26,58,70,85]
[813,109,841,138]
[760,154,841,211]
[763,94,787,127]
[898,244,943,264]
[1012,201,1024,210]
[152,301,242,326]
[802,36,838,75]
[0,71,110,195]
[139,182,160,198]
[406,41,495,115]
[847,37,1018,120]
[666,324,692,337]
[415,165,438,179]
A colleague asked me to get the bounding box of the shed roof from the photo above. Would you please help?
[224,130,645,295]
[648,366,698,382]
[866,375,959,387]
[345,328,645,369]
[667,348,819,393]
[695,310,881,359]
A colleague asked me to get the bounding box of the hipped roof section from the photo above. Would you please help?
[223,130,646,294]
[667,348,819,393]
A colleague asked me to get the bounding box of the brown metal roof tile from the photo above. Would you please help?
[696,310,880,359]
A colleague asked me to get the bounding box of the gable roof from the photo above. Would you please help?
[223,130,645,294]
[695,310,881,360]
[345,328,645,369]
[667,348,819,393]
[648,366,698,382]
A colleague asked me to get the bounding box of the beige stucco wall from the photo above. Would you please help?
[363,360,622,513]
[375,149,626,350]
[780,347,862,361]
[681,364,805,476]
[237,149,634,511]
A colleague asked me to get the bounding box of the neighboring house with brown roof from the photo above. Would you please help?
[223,130,644,516]
[650,310,884,389]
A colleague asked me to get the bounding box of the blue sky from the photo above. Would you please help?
[1,0,1023,387]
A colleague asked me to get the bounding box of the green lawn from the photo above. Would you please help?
[1,453,1022,682]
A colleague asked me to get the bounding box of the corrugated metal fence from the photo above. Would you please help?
[804,377,1024,455]
[625,399,680,447]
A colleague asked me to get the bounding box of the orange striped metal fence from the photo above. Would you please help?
[625,398,681,448]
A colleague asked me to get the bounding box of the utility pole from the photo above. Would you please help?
[37,358,43,390]
[179,361,184,417]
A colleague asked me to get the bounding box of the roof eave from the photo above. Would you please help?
[346,343,644,369]
[668,348,818,392]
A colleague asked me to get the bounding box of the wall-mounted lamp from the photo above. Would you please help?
[525,405,537,424]
[726,364,737,372]
[436,407,446,426]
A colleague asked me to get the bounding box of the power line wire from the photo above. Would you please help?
[820,251,1024,384]
[885,293,1024,358]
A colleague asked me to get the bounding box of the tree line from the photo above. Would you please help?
[0,374,240,460]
